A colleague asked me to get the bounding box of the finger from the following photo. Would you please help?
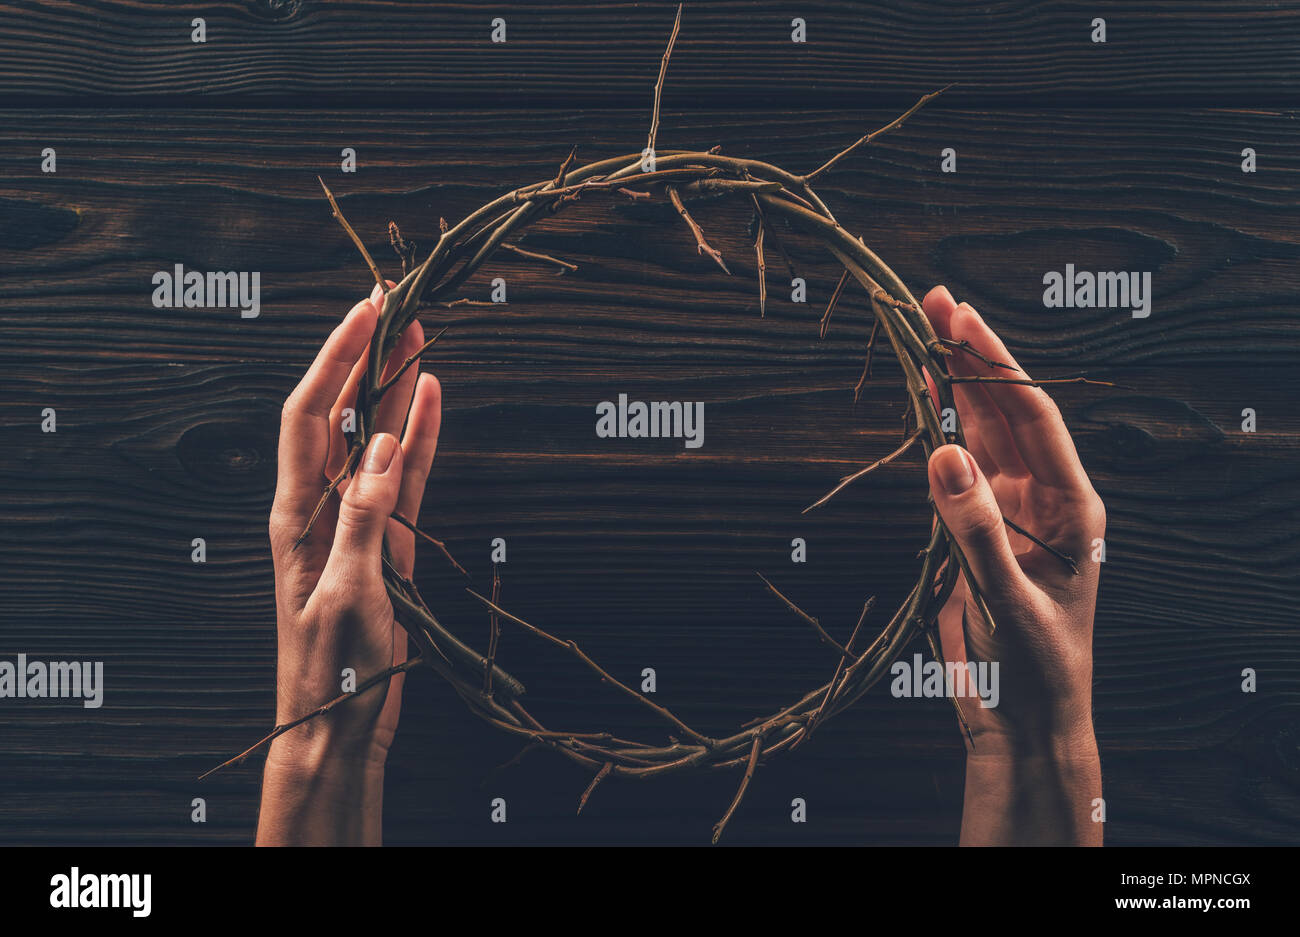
[325,347,371,480]
[396,373,442,524]
[326,286,415,478]
[920,284,961,340]
[948,374,1031,479]
[922,287,1030,479]
[924,365,998,478]
[374,319,425,439]
[946,299,1090,491]
[272,299,378,523]
[321,432,404,589]
[385,374,443,578]
[928,444,1033,603]
[371,279,418,439]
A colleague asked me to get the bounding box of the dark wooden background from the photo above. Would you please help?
[1,1,1298,846]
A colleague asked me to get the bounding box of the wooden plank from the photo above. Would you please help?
[0,105,1297,845]
[2,107,1298,367]
[3,2,1300,106]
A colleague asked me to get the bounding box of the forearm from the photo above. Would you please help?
[256,733,386,846]
[960,728,1102,846]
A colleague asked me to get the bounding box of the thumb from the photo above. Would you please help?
[927,444,1027,601]
[327,432,403,584]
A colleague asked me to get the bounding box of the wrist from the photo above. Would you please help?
[961,718,1102,846]
[969,717,1098,764]
[968,684,1097,760]
[257,732,387,846]
[266,720,389,783]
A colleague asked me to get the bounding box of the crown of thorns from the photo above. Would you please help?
[207,6,1104,843]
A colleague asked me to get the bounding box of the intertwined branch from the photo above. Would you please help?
[207,5,1111,842]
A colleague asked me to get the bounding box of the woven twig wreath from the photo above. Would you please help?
[209,6,1100,842]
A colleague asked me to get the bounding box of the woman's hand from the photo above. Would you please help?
[256,284,442,845]
[920,285,1105,845]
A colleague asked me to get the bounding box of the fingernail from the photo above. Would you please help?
[934,445,974,494]
[937,285,954,305]
[363,433,397,474]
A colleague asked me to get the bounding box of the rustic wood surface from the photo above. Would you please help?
[3,1,1300,105]
[1,2,1298,846]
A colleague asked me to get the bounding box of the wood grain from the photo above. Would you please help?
[3,1,1300,106]
[1,100,1298,844]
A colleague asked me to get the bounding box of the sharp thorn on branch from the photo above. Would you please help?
[666,185,730,275]
[484,564,502,695]
[936,337,1019,372]
[711,734,762,845]
[376,326,450,398]
[199,654,423,780]
[500,242,578,273]
[802,595,878,743]
[942,531,998,636]
[646,4,684,155]
[853,317,882,408]
[820,268,851,339]
[389,511,470,578]
[803,429,923,514]
[553,145,579,189]
[745,179,797,278]
[754,572,852,659]
[317,175,388,292]
[479,742,547,789]
[923,628,975,748]
[948,376,1115,388]
[293,444,363,550]
[577,762,613,815]
[464,585,717,749]
[804,83,956,182]
[1001,515,1080,575]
